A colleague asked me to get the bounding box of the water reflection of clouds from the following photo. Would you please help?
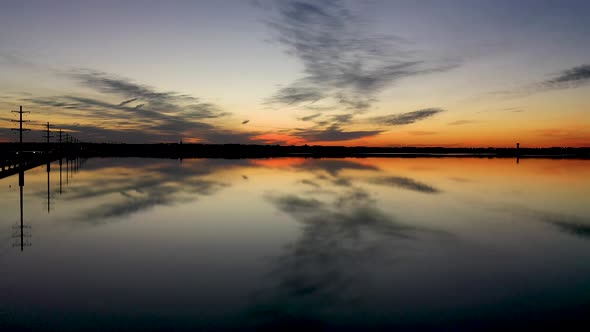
[493,204,590,240]
[27,157,447,228]
[249,159,448,329]
[286,158,443,194]
[548,219,590,238]
[84,178,227,221]
[300,179,320,188]
[369,176,441,194]
[529,209,590,239]
[52,159,244,223]
[292,159,380,176]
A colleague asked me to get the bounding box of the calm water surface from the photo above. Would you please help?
[1,157,589,331]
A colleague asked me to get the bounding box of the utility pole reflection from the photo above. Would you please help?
[59,158,63,194]
[12,171,31,251]
[46,161,51,213]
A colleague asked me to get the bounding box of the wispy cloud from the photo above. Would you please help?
[71,69,192,103]
[448,120,476,126]
[407,130,438,135]
[329,113,354,124]
[293,124,383,142]
[17,70,264,143]
[496,64,590,97]
[299,113,321,121]
[502,107,525,113]
[262,0,458,112]
[268,85,324,106]
[0,52,40,69]
[543,64,590,89]
[286,107,443,142]
[369,108,444,126]
[69,69,229,119]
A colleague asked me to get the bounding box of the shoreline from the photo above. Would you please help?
[1,143,589,159]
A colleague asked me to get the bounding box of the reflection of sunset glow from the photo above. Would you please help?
[249,157,307,169]
[250,133,305,146]
[12,156,590,220]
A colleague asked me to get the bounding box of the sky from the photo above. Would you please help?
[0,0,589,147]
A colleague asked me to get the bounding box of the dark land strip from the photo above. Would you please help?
[1,143,588,160]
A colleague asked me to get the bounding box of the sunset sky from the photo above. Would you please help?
[1,0,589,147]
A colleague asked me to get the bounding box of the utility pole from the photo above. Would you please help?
[64,133,70,155]
[11,106,30,156]
[58,129,64,157]
[42,122,54,154]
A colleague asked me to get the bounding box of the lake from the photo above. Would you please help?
[1,157,589,331]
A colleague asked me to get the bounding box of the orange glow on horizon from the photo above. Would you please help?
[251,133,306,146]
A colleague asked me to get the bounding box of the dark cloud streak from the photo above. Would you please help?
[544,64,590,88]
[118,97,138,106]
[496,63,590,97]
[370,108,444,126]
[293,124,383,142]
